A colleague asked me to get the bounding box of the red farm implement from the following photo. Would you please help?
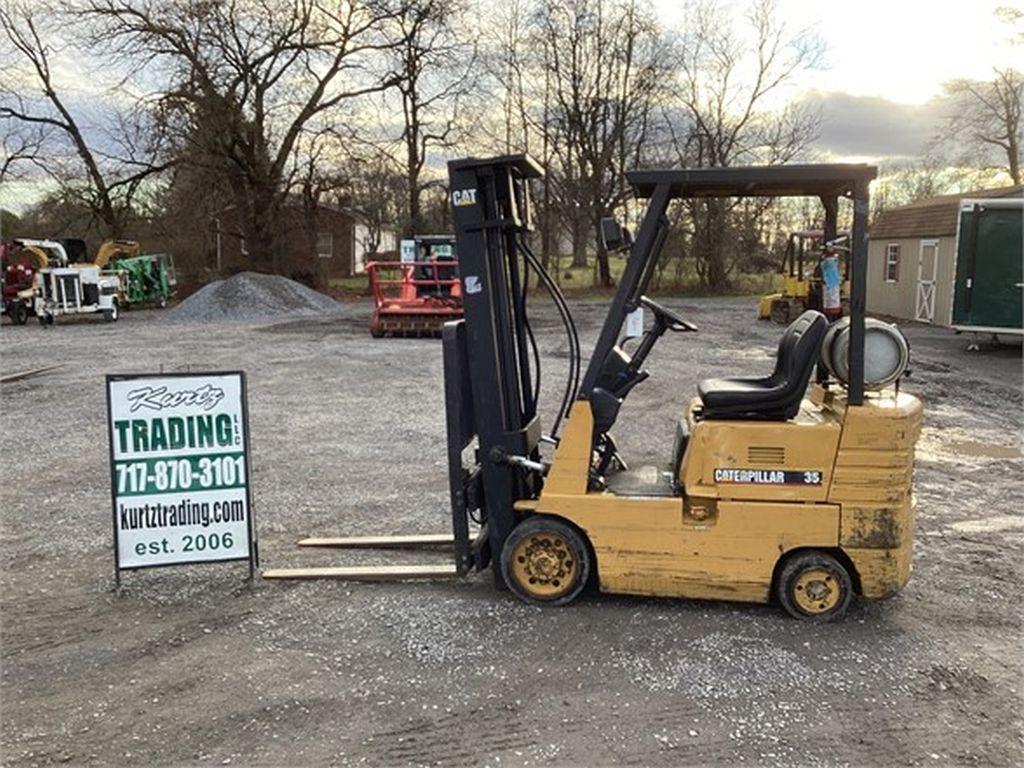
[366,258,462,337]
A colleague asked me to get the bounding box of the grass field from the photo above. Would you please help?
[330,257,784,299]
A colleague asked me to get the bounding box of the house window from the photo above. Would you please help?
[316,231,333,259]
[885,243,900,282]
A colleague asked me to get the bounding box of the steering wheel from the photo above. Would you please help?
[640,295,698,333]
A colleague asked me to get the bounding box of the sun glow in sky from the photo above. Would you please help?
[655,0,1021,105]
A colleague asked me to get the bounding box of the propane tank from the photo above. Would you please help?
[820,316,910,390]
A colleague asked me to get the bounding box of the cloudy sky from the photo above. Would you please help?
[1,0,1019,213]
[656,0,1021,163]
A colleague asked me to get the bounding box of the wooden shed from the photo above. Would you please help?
[867,186,1022,325]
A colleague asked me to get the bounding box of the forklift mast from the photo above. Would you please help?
[444,155,546,580]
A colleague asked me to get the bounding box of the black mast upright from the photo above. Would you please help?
[444,155,544,582]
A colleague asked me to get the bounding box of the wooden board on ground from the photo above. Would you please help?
[261,563,460,581]
[0,363,65,384]
[297,533,454,549]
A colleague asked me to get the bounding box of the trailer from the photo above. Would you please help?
[34,263,122,324]
[951,198,1023,343]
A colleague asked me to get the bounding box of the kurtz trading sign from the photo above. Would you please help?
[106,372,256,580]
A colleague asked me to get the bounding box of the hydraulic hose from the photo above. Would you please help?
[517,237,581,437]
[519,247,542,411]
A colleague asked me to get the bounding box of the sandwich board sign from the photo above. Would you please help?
[106,372,257,585]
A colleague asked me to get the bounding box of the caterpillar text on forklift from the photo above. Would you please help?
[267,155,922,623]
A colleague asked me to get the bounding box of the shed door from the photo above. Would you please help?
[915,240,939,322]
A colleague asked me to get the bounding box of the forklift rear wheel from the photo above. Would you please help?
[39,312,54,326]
[104,299,120,323]
[776,551,853,622]
[501,516,591,606]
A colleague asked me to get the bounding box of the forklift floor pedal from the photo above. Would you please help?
[297,533,454,549]
[261,563,460,581]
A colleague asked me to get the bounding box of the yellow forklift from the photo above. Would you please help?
[439,156,920,622]
[268,156,920,623]
[758,228,852,324]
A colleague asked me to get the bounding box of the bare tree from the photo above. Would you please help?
[338,144,406,257]
[0,121,46,184]
[84,0,402,269]
[668,0,822,290]
[942,69,1022,185]
[480,0,532,154]
[0,1,170,238]
[479,0,564,274]
[535,0,669,285]
[387,0,475,235]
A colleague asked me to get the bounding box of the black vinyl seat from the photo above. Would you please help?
[698,310,828,420]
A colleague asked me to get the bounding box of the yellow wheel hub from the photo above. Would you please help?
[510,534,577,600]
[792,568,842,614]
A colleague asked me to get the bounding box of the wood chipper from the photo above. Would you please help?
[109,252,178,308]
[366,235,462,337]
[2,240,54,325]
[267,156,921,623]
[758,228,851,324]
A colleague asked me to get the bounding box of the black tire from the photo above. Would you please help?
[770,300,790,325]
[157,293,167,309]
[104,299,119,323]
[11,301,27,325]
[500,516,591,607]
[776,551,853,622]
[39,312,54,326]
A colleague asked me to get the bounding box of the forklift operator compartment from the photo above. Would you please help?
[697,309,828,420]
[442,154,921,622]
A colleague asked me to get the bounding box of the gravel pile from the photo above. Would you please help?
[165,271,346,323]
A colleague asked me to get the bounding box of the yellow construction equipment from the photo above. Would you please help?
[274,156,921,623]
[758,229,850,324]
[93,239,140,269]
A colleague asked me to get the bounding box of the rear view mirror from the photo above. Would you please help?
[601,218,633,252]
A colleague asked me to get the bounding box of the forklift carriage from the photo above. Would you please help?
[440,155,921,621]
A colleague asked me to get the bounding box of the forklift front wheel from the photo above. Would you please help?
[776,551,853,622]
[501,516,591,607]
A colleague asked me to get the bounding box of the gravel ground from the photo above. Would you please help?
[1,296,1022,767]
